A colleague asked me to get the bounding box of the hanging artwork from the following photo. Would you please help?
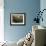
[10,13,26,26]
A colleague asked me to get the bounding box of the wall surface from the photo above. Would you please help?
[4,0,40,42]
[40,0,46,27]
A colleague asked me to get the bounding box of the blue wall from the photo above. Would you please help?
[4,0,40,42]
[40,0,46,27]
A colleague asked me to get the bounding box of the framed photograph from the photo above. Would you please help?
[10,13,26,26]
